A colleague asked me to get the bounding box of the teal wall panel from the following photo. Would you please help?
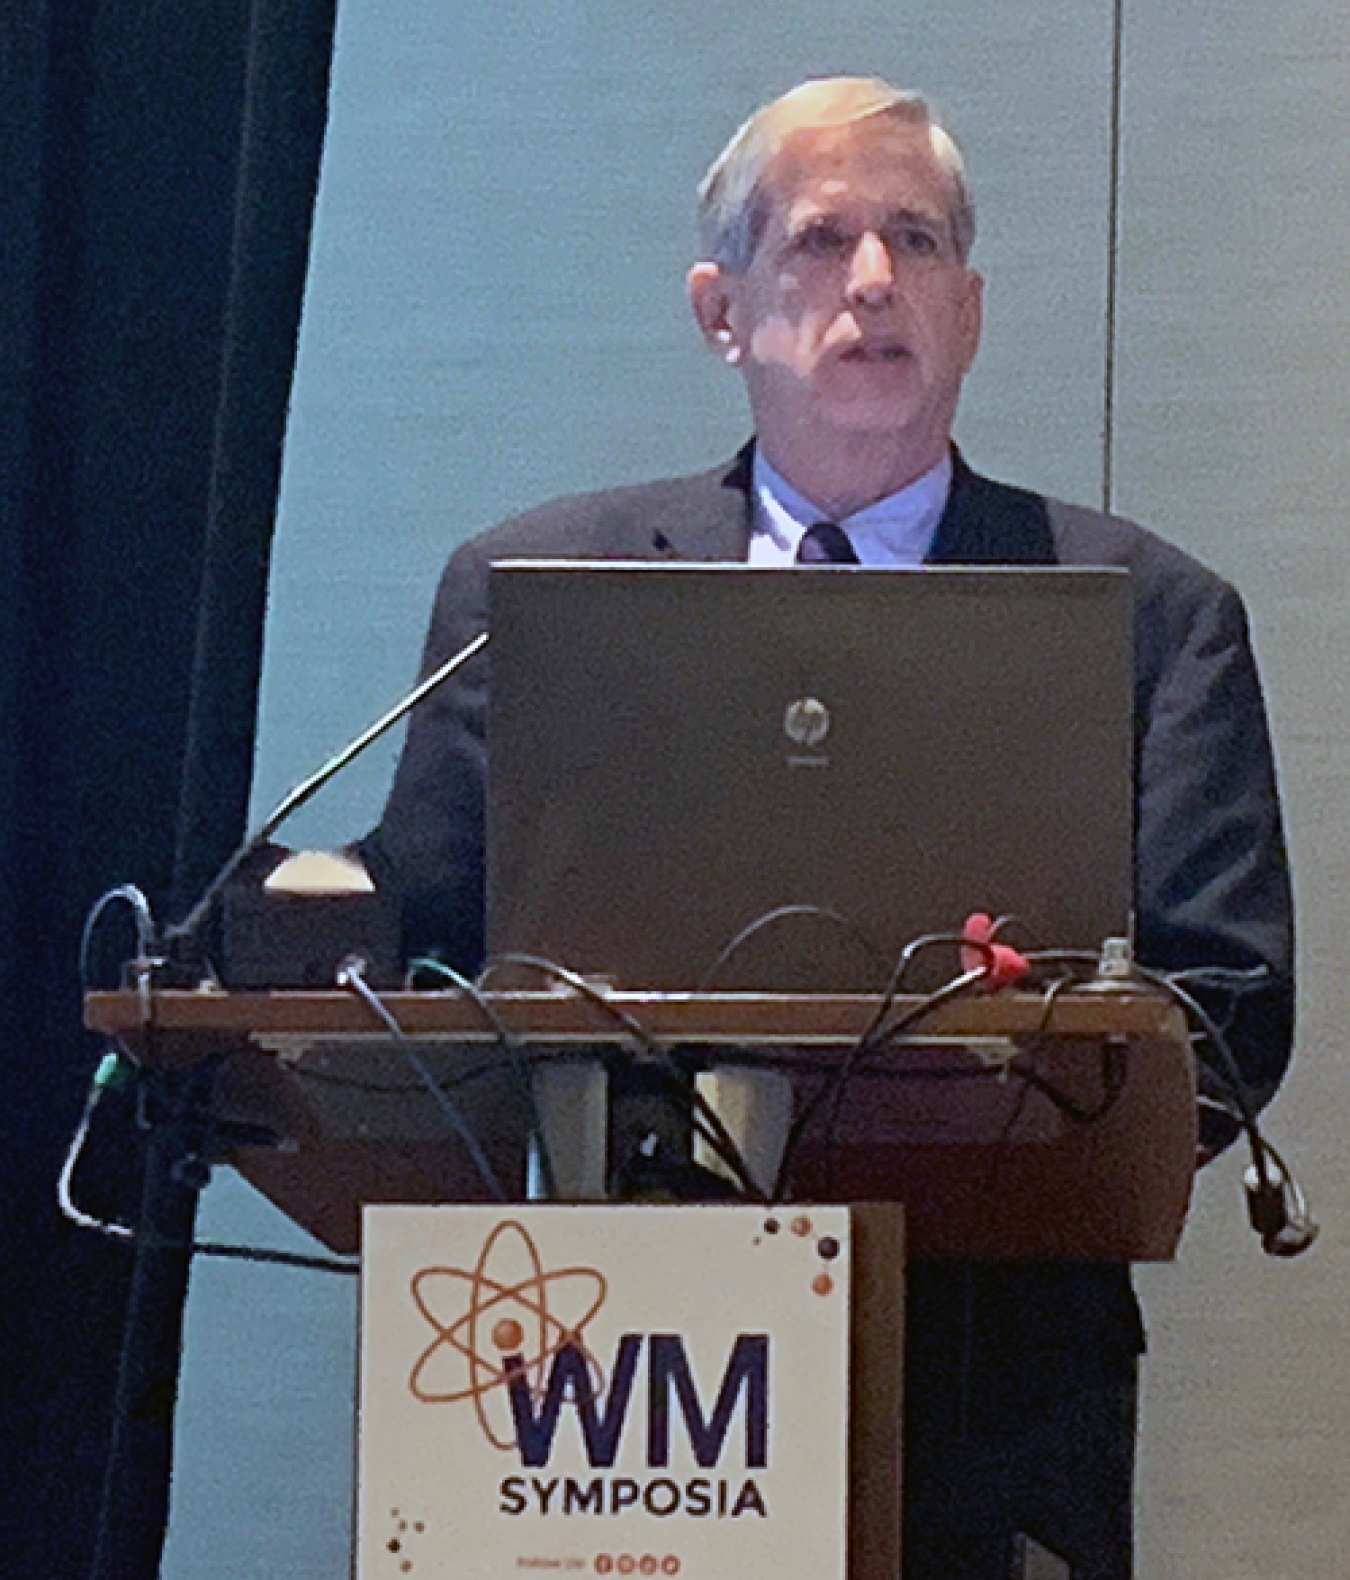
[165,2,1350,1575]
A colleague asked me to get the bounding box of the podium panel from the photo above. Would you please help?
[357,1203,903,1580]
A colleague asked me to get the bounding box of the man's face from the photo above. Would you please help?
[691,116,983,474]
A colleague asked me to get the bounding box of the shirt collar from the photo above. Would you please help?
[752,449,953,567]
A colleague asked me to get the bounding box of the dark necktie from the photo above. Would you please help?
[795,521,859,564]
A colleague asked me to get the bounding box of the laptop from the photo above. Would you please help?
[486,562,1133,992]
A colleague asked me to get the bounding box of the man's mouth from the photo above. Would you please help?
[839,342,910,363]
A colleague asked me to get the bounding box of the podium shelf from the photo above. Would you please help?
[84,986,1196,1262]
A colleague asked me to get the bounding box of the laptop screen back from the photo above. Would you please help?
[486,563,1133,991]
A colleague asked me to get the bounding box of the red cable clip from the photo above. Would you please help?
[960,912,1030,992]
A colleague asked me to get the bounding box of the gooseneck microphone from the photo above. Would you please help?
[164,629,489,967]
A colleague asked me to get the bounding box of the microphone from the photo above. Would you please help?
[163,629,489,971]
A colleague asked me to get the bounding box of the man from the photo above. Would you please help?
[366,78,1293,1579]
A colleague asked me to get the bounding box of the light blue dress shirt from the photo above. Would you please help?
[748,450,953,567]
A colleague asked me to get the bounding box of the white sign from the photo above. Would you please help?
[358,1204,852,1580]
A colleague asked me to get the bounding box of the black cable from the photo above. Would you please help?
[826,966,996,1193]
[1144,975,1316,1256]
[1025,949,1264,1137]
[859,932,998,1053]
[480,953,660,1045]
[850,970,1123,1201]
[338,961,508,1202]
[57,1046,360,1274]
[480,953,764,1200]
[488,953,764,1200]
[787,912,1030,1192]
[79,883,157,989]
[190,1241,358,1275]
[1016,1046,1128,1128]
[1235,1130,1316,1254]
[696,904,889,991]
[774,963,992,1199]
[1023,948,1316,1253]
[1007,975,1128,1128]
[1132,965,1269,1168]
[769,932,980,1191]
[407,955,559,1200]
[773,933,1005,1197]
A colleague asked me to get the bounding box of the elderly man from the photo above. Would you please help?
[366,78,1293,1580]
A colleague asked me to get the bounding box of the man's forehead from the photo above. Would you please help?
[761,119,951,218]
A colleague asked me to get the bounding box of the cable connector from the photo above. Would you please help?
[1244,1160,1319,1258]
[1097,936,1133,980]
[93,1049,136,1095]
[1074,935,1137,993]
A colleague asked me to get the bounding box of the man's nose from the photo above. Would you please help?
[846,230,895,307]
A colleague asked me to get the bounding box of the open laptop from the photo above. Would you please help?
[486,562,1133,992]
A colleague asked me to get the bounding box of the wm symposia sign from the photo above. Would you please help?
[358,1206,852,1580]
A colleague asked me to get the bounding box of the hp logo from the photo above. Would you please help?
[783,697,830,749]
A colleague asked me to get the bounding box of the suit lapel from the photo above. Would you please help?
[646,447,754,562]
[926,450,1058,566]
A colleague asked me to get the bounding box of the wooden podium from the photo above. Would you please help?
[87,982,1194,1580]
[86,983,1195,1260]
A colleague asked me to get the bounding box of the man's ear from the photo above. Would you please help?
[688,262,742,363]
[960,268,985,372]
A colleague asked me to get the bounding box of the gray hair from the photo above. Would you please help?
[697,76,976,272]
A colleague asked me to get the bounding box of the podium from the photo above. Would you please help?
[86,983,1195,1580]
[86,983,1195,1259]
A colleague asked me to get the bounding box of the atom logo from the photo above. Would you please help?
[409,1218,608,1450]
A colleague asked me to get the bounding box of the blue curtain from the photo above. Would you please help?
[0,1,337,1570]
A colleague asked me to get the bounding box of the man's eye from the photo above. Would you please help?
[895,227,942,257]
[796,223,849,256]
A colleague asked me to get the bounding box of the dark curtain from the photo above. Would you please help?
[0,0,338,1572]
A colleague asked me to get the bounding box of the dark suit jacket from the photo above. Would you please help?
[364,449,1296,1536]
[367,447,1294,1121]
